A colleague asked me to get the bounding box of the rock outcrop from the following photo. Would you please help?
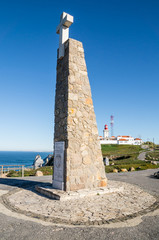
[35,170,43,177]
[43,154,53,166]
[33,155,44,170]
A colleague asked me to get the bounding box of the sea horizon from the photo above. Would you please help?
[0,150,53,152]
[0,151,53,167]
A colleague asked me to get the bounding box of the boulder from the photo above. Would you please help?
[33,155,44,169]
[43,154,53,166]
[130,167,135,171]
[154,171,159,179]
[35,171,43,177]
[113,169,118,173]
[151,161,157,165]
[121,168,128,172]
[44,154,54,166]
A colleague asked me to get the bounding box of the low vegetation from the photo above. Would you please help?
[105,160,159,173]
[6,166,53,178]
[101,144,159,173]
[101,144,142,157]
[146,150,159,161]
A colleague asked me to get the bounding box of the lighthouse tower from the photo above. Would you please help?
[103,124,109,139]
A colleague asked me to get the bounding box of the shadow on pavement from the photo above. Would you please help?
[0,177,52,190]
[148,172,159,180]
[0,177,58,201]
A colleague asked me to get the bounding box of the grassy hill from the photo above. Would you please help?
[101,144,159,173]
[101,144,142,157]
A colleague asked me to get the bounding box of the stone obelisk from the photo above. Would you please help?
[53,12,107,191]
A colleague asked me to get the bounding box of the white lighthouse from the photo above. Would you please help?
[103,124,109,139]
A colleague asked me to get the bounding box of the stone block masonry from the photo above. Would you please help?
[53,38,107,191]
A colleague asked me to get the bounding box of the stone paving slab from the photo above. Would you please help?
[2,180,158,226]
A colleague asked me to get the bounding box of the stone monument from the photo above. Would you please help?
[53,12,107,191]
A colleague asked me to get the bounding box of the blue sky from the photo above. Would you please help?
[0,0,159,151]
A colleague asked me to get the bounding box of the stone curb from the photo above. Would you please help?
[1,187,159,226]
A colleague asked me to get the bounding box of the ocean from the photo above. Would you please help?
[0,151,52,167]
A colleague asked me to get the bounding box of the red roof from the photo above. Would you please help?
[118,135,131,138]
[135,138,141,140]
[119,139,128,141]
[121,136,131,138]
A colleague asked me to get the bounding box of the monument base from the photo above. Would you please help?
[52,180,64,191]
[35,184,122,201]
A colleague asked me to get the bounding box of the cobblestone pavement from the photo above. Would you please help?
[0,169,159,240]
[3,180,157,225]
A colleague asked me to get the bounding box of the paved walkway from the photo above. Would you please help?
[138,151,147,160]
[3,180,156,225]
[0,169,159,239]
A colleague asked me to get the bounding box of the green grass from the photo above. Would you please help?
[110,159,145,165]
[101,144,142,162]
[6,170,23,178]
[101,144,142,156]
[105,163,159,173]
[7,166,53,178]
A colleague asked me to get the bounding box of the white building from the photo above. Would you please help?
[134,138,143,145]
[117,136,134,145]
[99,125,143,145]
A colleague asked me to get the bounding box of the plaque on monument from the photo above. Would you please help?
[52,141,65,190]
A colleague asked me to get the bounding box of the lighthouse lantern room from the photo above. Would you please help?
[103,124,109,139]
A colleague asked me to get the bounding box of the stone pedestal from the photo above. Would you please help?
[53,38,107,191]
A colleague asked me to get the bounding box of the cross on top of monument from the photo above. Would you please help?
[56,12,74,59]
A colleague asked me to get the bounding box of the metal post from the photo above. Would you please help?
[153,138,155,151]
[22,165,24,178]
